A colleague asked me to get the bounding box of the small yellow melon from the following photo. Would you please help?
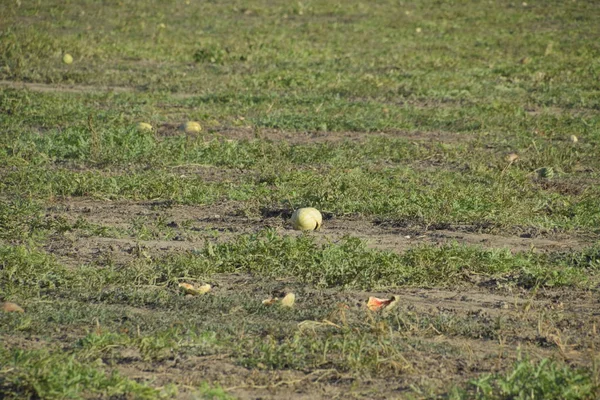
[280,293,295,308]
[291,207,322,231]
[181,121,202,134]
[136,122,153,132]
[505,153,519,163]
[62,53,73,64]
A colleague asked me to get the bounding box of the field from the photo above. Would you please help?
[1,0,599,398]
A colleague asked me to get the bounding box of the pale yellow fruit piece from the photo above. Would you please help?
[181,121,202,134]
[178,282,211,296]
[280,293,295,308]
[291,207,322,231]
[262,297,277,305]
[136,122,153,132]
[179,282,195,293]
[2,302,24,313]
[62,53,73,64]
[505,153,519,163]
[195,284,212,294]
[570,135,578,143]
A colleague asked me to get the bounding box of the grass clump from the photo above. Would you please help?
[0,347,169,400]
[454,357,599,400]
[147,230,593,289]
[0,199,44,243]
[0,245,71,298]
[237,328,411,374]
[0,331,232,399]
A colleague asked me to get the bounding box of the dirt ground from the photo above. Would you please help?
[3,80,599,398]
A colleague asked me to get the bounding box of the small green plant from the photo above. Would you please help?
[196,382,236,400]
[0,199,44,242]
[193,45,228,64]
[537,167,555,179]
[137,330,180,361]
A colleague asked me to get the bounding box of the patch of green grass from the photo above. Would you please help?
[452,357,599,400]
[237,328,411,374]
[0,347,171,400]
[3,231,594,307]
[195,383,236,400]
[147,230,595,289]
[0,243,596,396]
[0,244,71,299]
[0,335,236,399]
[0,199,44,243]
[1,87,598,234]
[2,1,599,112]
[0,166,238,203]
[272,166,600,231]
[0,200,127,247]
[2,161,599,234]
[1,86,597,234]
